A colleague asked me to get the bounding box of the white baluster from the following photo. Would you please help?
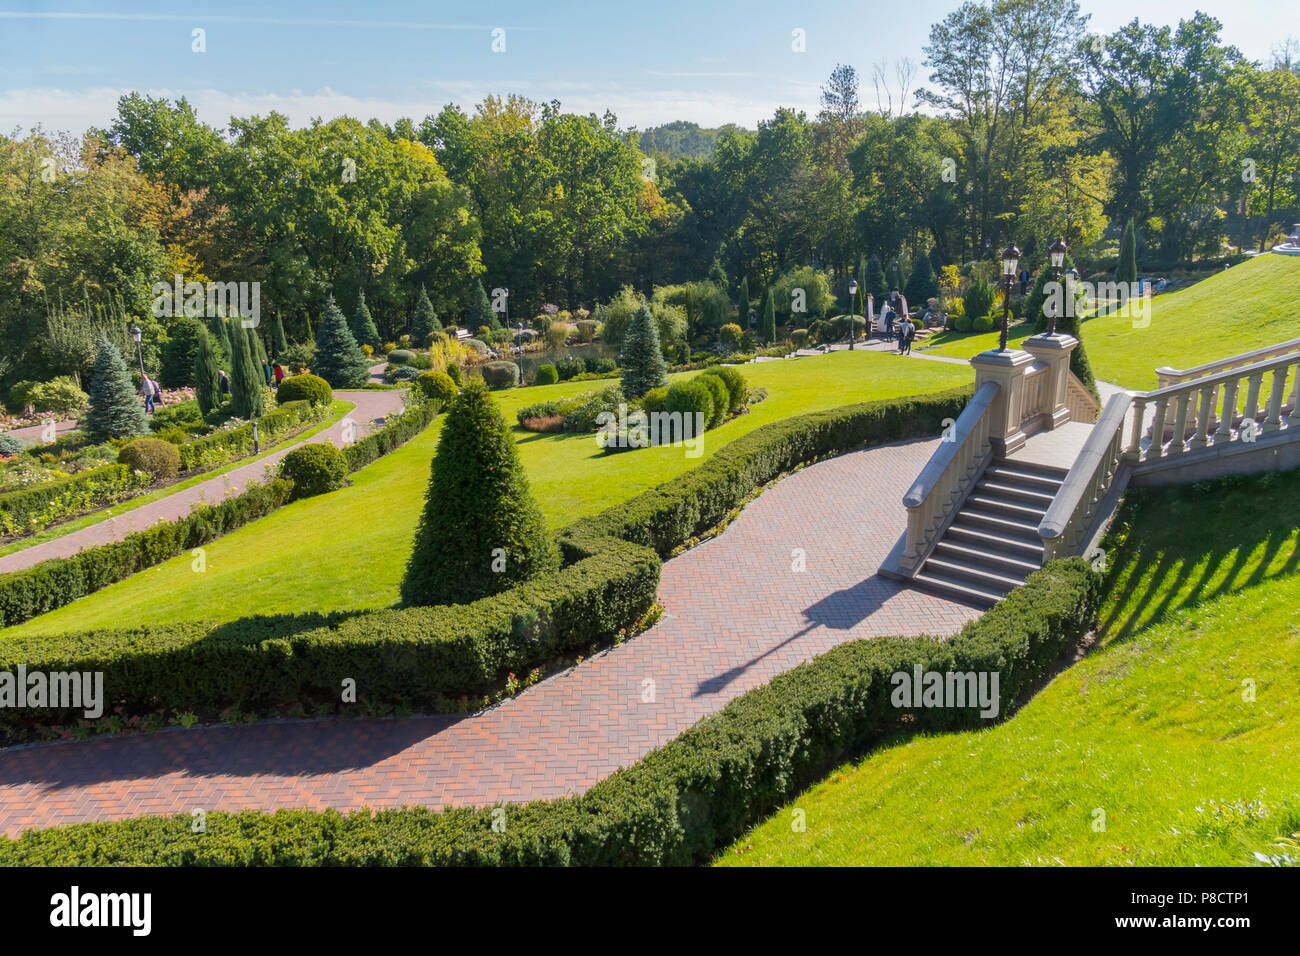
[1264,367,1287,433]
[1190,387,1212,449]
[1216,377,1239,444]
[1167,392,1191,456]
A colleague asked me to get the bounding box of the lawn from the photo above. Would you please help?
[917,254,1300,389]
[718,467,1300,867]
[4,350,971,635]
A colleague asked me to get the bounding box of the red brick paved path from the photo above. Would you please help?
[0,436,981,836]
[0,384,403,574]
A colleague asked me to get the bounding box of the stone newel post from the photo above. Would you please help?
[1022,333,1079,431]
[969,332,1078,455]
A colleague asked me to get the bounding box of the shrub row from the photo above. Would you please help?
[176,400,329,472]
[0,464,150,539]
[0,559,1099,865]
[0,397,442,632]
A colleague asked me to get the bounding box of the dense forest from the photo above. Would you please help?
[1,2,1297,396]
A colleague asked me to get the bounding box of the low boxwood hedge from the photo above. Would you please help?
[177,400,329,472]
[0,464,150,539]
[0,558,1098,865]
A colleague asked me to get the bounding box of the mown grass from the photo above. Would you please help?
[718,467,1300,866]
[4,350,970,634]
[919,254,1300,389]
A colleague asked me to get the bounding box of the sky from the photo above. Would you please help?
[0,0,1294,135]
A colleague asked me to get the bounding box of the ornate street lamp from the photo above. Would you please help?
[128,323,145,376]
[1048,238,1069,336]
[999,244,1021,351]
[847,278,859,350]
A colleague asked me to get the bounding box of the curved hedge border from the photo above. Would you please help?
[176,400,329,472]
[0,386,971,733]
[0,559,1099,865]
[0,464,150,539]
[0,396,440,633]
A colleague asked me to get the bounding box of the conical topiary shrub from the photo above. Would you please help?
[351,289,381,350]
[84,339,149,443]
[759,287,776,343]
[194,324,222,416]
[229,320,265,420]
[313,295,370,388]
[620,303,669,399]
[409,286,441,346]
[400,379,560,606]
[467,279,499,331]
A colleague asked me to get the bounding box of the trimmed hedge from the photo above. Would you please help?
[0,398,442,632]
[276,374,332,407]
[279,443,348,500]
[118,437,181,482]
[0,559,1098,865]
[0,386,971,735]
[0,464,149,539]
[481,361,520,389]
[177,400,329,472]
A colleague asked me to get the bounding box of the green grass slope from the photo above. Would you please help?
[3,350,970,634]
[718,468,1300,867]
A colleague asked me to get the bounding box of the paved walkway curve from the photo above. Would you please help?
[0,382,403,575]
[0,436,981,836]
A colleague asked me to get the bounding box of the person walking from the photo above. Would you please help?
[218,369,231,397]
[272,362,285,388]
[901,315,915,355]
[140,374,158,415]
[885,306,896,343]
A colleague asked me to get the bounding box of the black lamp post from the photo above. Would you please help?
[128,323,145,376]
[1047,238,1069,336]
[998,244,1021,351]
[847,279,858,350]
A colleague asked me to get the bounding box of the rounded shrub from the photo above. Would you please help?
[791,329,809,348]
[973,314,996,333]
[277,374,332,407]
[416,370,458,406]
[384,364,422,383]
[279,442,348,500]
[534,364,559,386]
[556,356,585,380]
[118,437,181,482]
[808,319,833,345]
[697,373,729,428]
[953,313,973,333]
[641,386,668,415]
[0,434,27,457]
[481,361,521,390]
[466,338,489,354]
[400,379,560,607]
[663,379,714,431]
[700,366,747,414]
[387,348,415,366]
[445,364,464,387]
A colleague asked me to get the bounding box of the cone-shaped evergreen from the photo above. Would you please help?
[853,286,865,321]
[467,279,499,331]
[194,324,222,416]
[1116,219,1137,285]
[84,339,149,442]
[401,380,559,606]
[271,314,288,356]
[759,287,777,343]
[865,255,887,300]
[229,320,265,419]
[620,303,669,398]
[409,286,441,345]
[351,289,382,349]
[736,276,750,328]
[905,251,939,304]
[313,295,370,388]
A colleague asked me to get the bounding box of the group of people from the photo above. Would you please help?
[873,288,916,355]
[139,361,287,416]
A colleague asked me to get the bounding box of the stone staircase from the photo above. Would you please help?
[911,459,1068,608]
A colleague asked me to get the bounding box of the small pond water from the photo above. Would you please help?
[464,342,621,381]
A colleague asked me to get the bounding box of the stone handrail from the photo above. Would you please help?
[1155,337,1300,387]
[1039,393,1130,561]
[1127,349,1300,463]
[899,380,999,572]
[1066,370,1101,423]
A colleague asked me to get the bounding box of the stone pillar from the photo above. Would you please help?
[970,348,1036,456]
[1022,332,1079,431]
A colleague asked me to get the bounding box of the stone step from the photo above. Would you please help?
[963,494,1050,523]
[923,556,1030,593]
[943,524,1046,561]
[982,463,1065,494]
[994,459,1069,481]
[911,567,1007,609]
[973,478,1057,509]
[932,540,1042,577]
[952,509,1043,543]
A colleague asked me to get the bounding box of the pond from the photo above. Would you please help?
[464,342,621,381]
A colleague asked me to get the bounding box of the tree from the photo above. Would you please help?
[313,296,370,389]
[84,340,149,442]
[620,304,669,398]
[271,314,288,356]
[351,290,381,350]
[194,324,221,416]
[228,320,265,420]
[467,279,498,331]
[865,254,887,300]
[736,276,750,329]
[758,287,777,343]
[400,379,559,606]
[1116,218,1138,284]
[409,286,440,344]
[905,252,940,304]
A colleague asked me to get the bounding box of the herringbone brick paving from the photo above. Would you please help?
[0,435,981,836]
